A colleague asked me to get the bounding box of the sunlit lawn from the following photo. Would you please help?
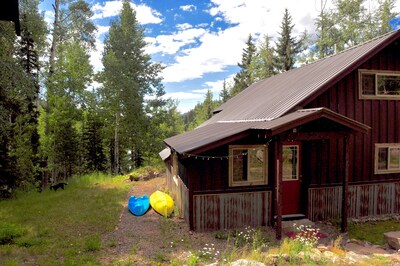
[0,172,131,265]
[348,219,400,245]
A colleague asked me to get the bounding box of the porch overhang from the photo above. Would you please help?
[164,107,370,156]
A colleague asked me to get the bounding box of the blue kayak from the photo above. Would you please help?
[128,195,150,216]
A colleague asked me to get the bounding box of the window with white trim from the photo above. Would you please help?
[229,145,268,186]
[282,145,299,180]
[359,70,400,99]
[375,143,400,174]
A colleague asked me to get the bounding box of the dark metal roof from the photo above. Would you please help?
[163,30,399,156]
[164,108,370,154]
[203,29,400,126]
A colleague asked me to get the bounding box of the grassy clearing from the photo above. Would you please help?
[348,219,400,245]
[0,172,131,265]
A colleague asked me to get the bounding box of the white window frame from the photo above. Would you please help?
[282,145,300,181]
[375,143,400,174]
[229,145,268,187]
[359,69,400,100]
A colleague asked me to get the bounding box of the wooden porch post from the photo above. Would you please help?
[275,139,283,240]
[341,136,350,233]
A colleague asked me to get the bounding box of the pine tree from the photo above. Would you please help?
[219,79,231,103]
[39,0,96,181]
[99,0,164,173]
[0,0,46,195]
[376,0,398,35]
[231,34,257,96]
[274,8,304,72]
[249,34,276,81]
[333,0,367,50]
[314,0,339,58]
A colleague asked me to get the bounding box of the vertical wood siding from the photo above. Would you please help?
[305,41,400,184]
[193,191,271,232]
[166,174,189,224]
[308,183,400,221]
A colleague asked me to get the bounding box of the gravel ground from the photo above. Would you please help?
[101,176,392,265]
[100,176,229,265]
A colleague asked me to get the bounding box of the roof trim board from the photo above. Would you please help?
[164,108,369,155]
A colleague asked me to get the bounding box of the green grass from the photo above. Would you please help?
[0,172,131,265]
[348,219,400,245]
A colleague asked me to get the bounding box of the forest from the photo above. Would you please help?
[0,0,399,198]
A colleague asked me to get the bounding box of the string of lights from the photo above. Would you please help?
[180,139,273,160]
[181,152,249,160]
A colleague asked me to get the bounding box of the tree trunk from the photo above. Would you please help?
[49,0,60,75]
[114,110,120,174]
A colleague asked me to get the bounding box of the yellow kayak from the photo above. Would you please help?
[150,190,174,217]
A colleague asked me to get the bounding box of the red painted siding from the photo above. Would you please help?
[305,42,400,184]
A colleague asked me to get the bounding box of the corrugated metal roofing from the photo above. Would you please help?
[164,108,370,154]
[164,30,399,155]
[159,147,171,160]
[203,29,400,126]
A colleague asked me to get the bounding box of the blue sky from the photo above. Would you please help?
[39,0,400,113]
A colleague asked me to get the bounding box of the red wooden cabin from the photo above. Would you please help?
[160,29,400,238]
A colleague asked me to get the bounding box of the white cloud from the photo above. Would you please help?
[90,38,104,72]
[180,5,197,12]
[161,0,335,84]
[176,23,192,30]
[162,26,248,82]
[146,27,207,55]
[44,10,54,24]
[91,0,162,24]
[163,91,204,101]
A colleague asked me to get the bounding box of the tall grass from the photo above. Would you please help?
[0,172,131,265]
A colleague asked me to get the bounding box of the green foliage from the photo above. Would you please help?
[231,34,257,96]
[99,0,168,173]
[0,223,28,244]
[249,34,276,81]
[185,90,221,130]
[84,234,102,252]
[219,79,231,103]
[348,219,400,245]
[0,3,44,196]
[274,8,305,72]
[0,172,131,264]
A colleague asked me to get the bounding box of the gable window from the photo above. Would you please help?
[359,70,400,99]
[375,144,400,174]
[229,145,268,186]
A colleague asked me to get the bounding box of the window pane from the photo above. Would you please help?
[232,149,247,182]
[389,148,400,169]
[378,148,388,170]
[248,148,264,181]
[362,73,375,95]
[377,75,400,96]
[282,146,298,180]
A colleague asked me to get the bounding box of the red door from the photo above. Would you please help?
[281,143,301,215]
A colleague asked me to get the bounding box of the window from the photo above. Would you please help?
[282,145,299,180]
[375,144,400,174]
[229,145,268,186]
[359,70,400,99]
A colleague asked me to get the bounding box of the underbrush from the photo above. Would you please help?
[0,172,131,265]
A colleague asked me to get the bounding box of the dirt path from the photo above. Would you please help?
[100,177,227,265]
